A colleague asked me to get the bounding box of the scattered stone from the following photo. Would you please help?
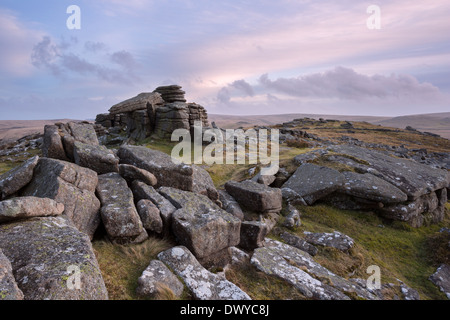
[304,231,355,252]
[282,163,344,205]
[158,187,241,259]
[218,190,244,221]
[0,197,64,223]
[21,158,101,240]
[136,260,184,299]
[0,217,108,300]
[429,264,450,299]
[158,246,251,300]
[0,249,23,300]
[278,231,319,256]
[73,141,119,175]
[136,199,163,234]
[225,180,282,214]
[0,155,39,199]
[96,173,147,245]
[283,204,301,229]
[119,164,157,186]
[239,221,269,250]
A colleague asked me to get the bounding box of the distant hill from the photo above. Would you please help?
[0,119,81,140]
[209,112,450,139]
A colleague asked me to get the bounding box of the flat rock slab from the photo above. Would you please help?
[74,141,119,175]
[224,180,282,213]
[282,163,344,205]
[118,146,218,200]
[0,249,23,300]
[158,246,251,300]
[22,158,100,240]
[159,187,241,258]
[429,264,450,299]
[136,259,184,298]
[304,231,355,252]
[0,217,108,300]
[0,197,64,223]
[96,173,147,244]
[251,239,377,300]
[329,145,450,200]
[341,171,408,204]
[0,155,39,200]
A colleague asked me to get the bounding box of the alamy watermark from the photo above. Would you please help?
[366,265,381,290]
[66,5,81,30]
[66,265,81,290]
[367,5,381,30]
[171,121,280,176]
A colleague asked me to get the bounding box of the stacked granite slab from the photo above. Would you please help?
[154,85,187,103]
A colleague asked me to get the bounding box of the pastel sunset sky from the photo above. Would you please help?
[1,0,449,119]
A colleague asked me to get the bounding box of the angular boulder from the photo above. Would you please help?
[42,125,69,161]
[0,155,39,200]
[158,187,241,259]
[118,146,218,201]
[0,197,64,223]
[96,173,147,245]
[158,246,251,300]
[239,221,270,250]
[136,260,184,299]
[224,180,282,213]
[429,264,450,299]
[0,249,23,300]
[21,158,100,239]
[0,217,108,300]
[136,199,163,234]
[73,141,119,174]
[282,163,344,205]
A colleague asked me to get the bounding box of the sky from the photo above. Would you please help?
[0,0,449,120]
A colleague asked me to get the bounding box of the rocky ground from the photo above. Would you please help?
[0,110,449,300]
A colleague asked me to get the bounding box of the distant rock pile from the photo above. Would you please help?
[95,85,209,140]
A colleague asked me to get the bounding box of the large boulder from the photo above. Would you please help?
[282,163,344,205]
[66,121,99,145]
[0,217,108,300]
[42,125,69,161]
[136,259,184,299]
[0,249,23,300]
[224,180,282,213]
[96,173,147,245]
[0,155,39,200]
[109,92,164,115]
[21,158,100,239]
[341,171,408,204]
[0,197,64,223]
[118,146,218,200]
[158,246,251,300]
[158,187,241,259]
[73,142,119,175]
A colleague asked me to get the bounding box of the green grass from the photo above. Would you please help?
[287,203,450,300]
[92,236,176,300]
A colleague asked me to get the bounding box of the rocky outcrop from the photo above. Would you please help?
[0,197,64,223]
[158,187,241,260]
[158,246,251,300]
[0,155,39,200]
[0,217,108,300]
[22,158,101,240]
[118,145,218,201]
[96,173,147,245]
[95,85,209,141]
[0,249,23,300]
[136,259,184,299]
